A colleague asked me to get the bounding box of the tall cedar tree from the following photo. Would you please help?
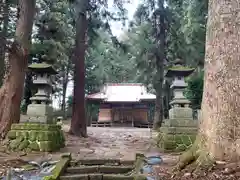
[176,0,240,169]
[0,1,10,86]
[69,0,88,137]
[0,0,36,138]
[153,0,166,129]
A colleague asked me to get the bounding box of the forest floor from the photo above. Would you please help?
[0,121,239,179]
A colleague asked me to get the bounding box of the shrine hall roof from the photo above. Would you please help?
[86,83,156,102]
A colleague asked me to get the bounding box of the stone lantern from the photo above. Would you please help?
[165,60,194,120]
[22,63,57,123]
[158,59,198,152]
[7,62,65,152]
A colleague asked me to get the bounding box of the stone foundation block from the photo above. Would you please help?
[157,133,197,152]
[163,119,198,127]
[7,123,65,152]
[169,107,193,119]
[160,126,198,134]
[27,104,53,117]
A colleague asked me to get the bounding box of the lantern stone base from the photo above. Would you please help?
[24,104,53,123]
[20,115,53,124]
[169,107,193,119]
[156,119,198,152]
[7,123,65,152]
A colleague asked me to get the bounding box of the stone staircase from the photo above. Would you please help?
[60,159,146,180]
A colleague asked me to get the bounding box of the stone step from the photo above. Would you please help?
[70,159,135,166]
[60,174,146,180]
[66,165,133,174]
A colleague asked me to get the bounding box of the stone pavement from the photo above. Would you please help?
[58,125,153,160]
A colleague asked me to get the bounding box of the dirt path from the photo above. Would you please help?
[60,123,153,160]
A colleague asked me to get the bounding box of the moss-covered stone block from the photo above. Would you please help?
[174,134,196,145]
[175,144,188,151]
[43,124,59,130]
[11,123,59,131]
[16,131,29,139]
[28,141,40,151]
[26,123,41,130]
[9,136,24,150]
[8,123,65,152]
[11,123,22,130]
[29,131,38,141]
[161,140,177,150]
[26,148,32,153]
[160,127,197,134]
[37,131,53,141]
[157,132,197,152]
[39,141,53,152]
[164,119,198,127]
[7,130,17,140]
[18,139,29,151]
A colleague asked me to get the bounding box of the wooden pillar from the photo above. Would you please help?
[131,105,134,127]
[111,106,114,127]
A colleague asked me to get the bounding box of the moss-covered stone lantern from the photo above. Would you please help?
[157,59,198,152]
[165,60,195,119]
[7,63,65,152]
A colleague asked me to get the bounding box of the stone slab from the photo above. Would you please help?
[27,104,53,118]
[163,119,198,127]
[60,174,146,180]
[43,155,71,180]
[66,166,99,174]
[160,127,198,134]
[77,159,120,166]
[169,107,193,119]
[98,166,133,174]
[20,116,54,124]
[103,174,146,180]
[60,174,89,180]
[89,174,103,180]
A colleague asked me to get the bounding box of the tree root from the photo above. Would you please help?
[173,138,215,174]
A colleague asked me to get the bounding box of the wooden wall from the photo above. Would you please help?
[98,108,112,122]
[132,109,148,122]
[98,108,148,122]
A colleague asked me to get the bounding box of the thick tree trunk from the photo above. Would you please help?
[0,1,10,86]
[199,0,240,161]
[153,80,164,129]
[176,0,240,170]
[153,0,165,129]
[69,0,88,137]
[0,0,35,138]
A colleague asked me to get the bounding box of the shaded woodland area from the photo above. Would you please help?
[0,0,207,137]
[1,0,240,178]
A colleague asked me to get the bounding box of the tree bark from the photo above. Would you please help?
[69,0,88,137]
[153,0,165,129]
[0,0,10,87]
[176,0,240,170]
[0,0,36,138]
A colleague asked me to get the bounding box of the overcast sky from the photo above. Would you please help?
[53,0,140,108]
[109,0,141,37]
